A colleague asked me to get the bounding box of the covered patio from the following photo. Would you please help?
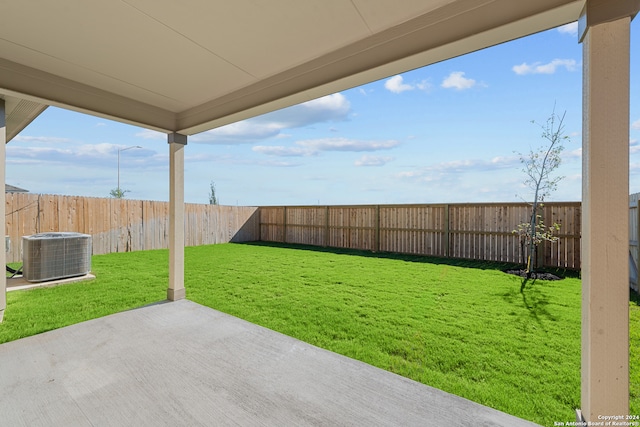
[1,0,638,423]
[0,299,538,426]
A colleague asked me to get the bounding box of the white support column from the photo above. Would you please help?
[168,133,187,301]
[579,1,638,420]
[0,99,6,322]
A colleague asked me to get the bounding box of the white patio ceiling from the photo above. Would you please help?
[0,0,584,140]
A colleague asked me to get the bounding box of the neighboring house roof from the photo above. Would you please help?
[5,184,28,193]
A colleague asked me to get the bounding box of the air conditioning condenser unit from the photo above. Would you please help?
[22,232,92,282]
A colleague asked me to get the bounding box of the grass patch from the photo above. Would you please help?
[1,242,638,426]
[0,250,167,343]
[632,291,640,416]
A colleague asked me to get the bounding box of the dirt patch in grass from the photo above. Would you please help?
[504,269,563,281]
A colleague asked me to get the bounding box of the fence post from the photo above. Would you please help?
[373,205,380,252]
[36,194,41,233]
[444,204,450,258]
[282,206,287,243]
[323,205,329,247]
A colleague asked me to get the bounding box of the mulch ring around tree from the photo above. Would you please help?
[504,269,563,281]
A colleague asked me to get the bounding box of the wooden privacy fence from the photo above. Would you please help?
[5,194,582,269]
[260,203,582,269]
[5,193,260,263]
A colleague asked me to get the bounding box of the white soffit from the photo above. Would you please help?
[0,0,585,138]
[0,94,47,142]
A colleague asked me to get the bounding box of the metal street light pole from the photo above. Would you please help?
[117,145,142,195]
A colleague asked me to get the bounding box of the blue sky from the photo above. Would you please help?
[8,21,640,206]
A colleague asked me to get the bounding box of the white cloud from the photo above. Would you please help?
[193,121,283,143]
[252,145,314,157]
[512,64,530,75]
[257,93,351,130]
[489,156,516,166]
[253,138,400,158]
[13,136,72,144]
[354,155,394,167]
[385,75,414,94]
[8,143,119,162]
[303,93,350,116]
[257,160,302,167]
[557,22,578,36]
[6,142,157,168]
[191,93,352,144]
[416,80,432,91]
[7,146,69,160]
[441,72,476,90]
[632,119,640,130]
[397,155,519,182]
[297,138,399,152]
[397,171,422,179]
[383,76,432,94]
[78,142,119,156]
[512,59,578,75]
[136,129,166,140]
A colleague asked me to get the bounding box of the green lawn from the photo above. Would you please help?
[632,291,640,419]
[1,250,168,343]
[1,242,638,426]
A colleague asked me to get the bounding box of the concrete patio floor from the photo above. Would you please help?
[0,299,540,426]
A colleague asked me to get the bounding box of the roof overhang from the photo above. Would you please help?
[0,0,585,140]
[0,93,48,142]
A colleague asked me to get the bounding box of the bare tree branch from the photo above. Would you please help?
[514,107,568,272]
